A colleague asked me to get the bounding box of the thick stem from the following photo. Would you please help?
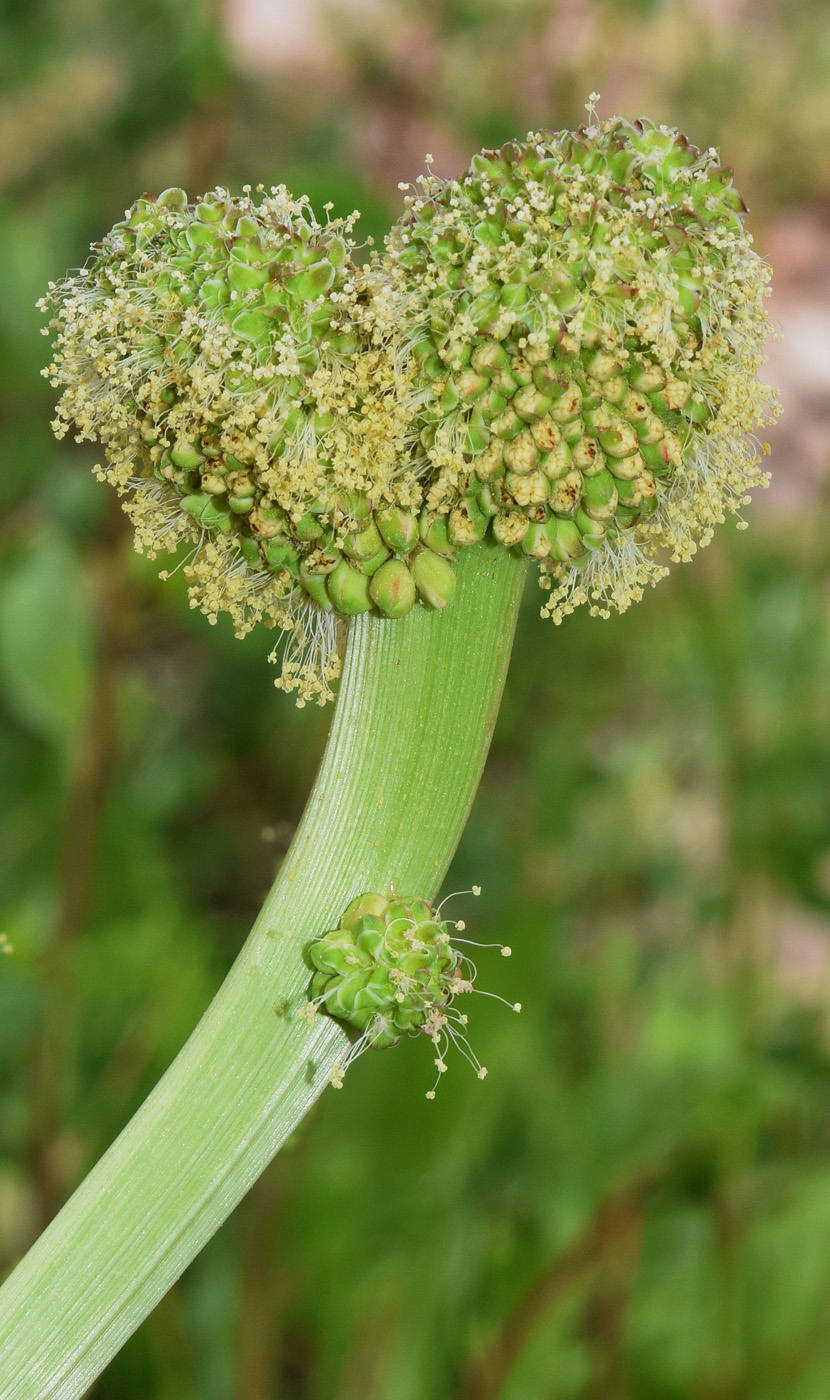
[0,541,527,1399]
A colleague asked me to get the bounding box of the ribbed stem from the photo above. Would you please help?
[0,540,527,1399]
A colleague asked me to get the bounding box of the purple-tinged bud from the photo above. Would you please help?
[369,558,417,618]
[375,506,419,554]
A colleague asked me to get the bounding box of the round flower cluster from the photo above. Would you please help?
[306,890,464,1050]
[40,185,454,703]
[41,110,777,702]
[304,887,515,1093]
[387,115,776,620]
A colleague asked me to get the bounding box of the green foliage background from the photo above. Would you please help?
[2,1,830,1395]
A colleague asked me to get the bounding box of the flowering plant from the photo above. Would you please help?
[2,107,776,1399]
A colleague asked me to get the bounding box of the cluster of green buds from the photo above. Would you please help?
[41,105,776,702]
[304,887,517,1094]
[41,184,440,702]
[387,112,776,619]
[278,494,458,621]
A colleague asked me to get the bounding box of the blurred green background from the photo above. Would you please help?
[2,1,830,1395]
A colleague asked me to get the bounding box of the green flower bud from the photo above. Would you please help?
[239,537,262,569]
[419,510,455,557]
[157,187,187,209]
[170,446,204,470]
[263,539,301,575]
[368,558,417,618]
[332,490,373,524]
[326,558,373,614]
[356,546,390,577]
[547,516,589,565]
[181,494,233,532]
[410,549,458,609]
[298,562,335,611]
[581,469,619,521]
[295,511,326,542]
[575,507,609,550]
[477,480,504,517]
[375,506,419,554]
[341,892,390,929]
[342,519,384,562]
[289,260,338,300]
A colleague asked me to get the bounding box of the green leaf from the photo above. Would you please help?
[0,529,94,742]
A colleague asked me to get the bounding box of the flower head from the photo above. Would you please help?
[40,185,425,703]
[386,115,778,619]
[41,119,780,701]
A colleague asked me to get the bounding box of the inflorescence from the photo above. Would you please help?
[40,184,446,704]
[302,886,518,1095]
[41,105,778,701]
[388,113,778,621]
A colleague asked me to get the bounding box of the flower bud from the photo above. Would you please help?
[368,558,417,618]
[181,494,233,533]
[410,549,458,609]
[298,561,335,611]
[263,539,301,576]
[581,469,619,521]
[325,558,373,614]
[547,516,589,565]
[419,510,455,557]
[356,546,391,577]
[375,506,419,554]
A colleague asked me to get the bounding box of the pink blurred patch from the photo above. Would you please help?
[760,210,830,508]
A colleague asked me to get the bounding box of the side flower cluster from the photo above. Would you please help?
[41,110,778,701]
[303,888,518,1095]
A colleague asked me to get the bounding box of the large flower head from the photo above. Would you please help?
[41,184,432,703]
[387,112,778,619]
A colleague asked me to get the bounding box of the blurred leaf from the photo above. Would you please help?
[0,527,93,741]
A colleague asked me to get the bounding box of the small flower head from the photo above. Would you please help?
[40,185,425,703]
[386,115,778,620]
[305,887,517,1094]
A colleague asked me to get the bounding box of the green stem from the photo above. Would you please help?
[0,541,527,1399]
